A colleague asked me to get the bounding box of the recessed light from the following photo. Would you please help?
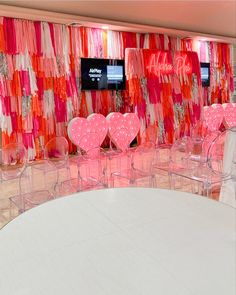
[68,22,82,27]
[101,25,109,30]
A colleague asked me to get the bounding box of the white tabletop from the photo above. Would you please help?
[0,188,235,295]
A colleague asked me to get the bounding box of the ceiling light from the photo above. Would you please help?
[68,22,82,27]
[101,25,109,30]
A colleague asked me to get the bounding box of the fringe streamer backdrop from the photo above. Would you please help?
[0,17,234,159]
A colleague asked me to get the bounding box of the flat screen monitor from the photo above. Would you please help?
[81,58,126,90]
[200,62,210,87]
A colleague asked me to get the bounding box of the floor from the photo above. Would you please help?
[0,152,220,229]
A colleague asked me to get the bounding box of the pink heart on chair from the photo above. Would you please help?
[106,112,140,151]
[223,103,236,128]
[68,114,108,152]
[203,104,224,132]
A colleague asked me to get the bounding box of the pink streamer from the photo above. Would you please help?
[3,18,17,54]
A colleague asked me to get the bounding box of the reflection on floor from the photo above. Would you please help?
[0,155,220,229]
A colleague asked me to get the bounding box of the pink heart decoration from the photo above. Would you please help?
[223,103,236,128]
[203,104,224,132]
[68,113,108,152]
[106,112,140,151]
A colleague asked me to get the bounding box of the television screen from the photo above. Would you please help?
[81,58,126,90]
[200,62,210,87]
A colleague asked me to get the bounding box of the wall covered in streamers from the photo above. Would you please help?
[125,49,203,143]
[197,41,234,105]
[0,16,234,159]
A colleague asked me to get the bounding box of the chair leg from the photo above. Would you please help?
[110,175,115,188]
[150,175,156,188]
[9,199,20,220]
[129,178,136,186]
[19,177,25,213]
[9,200,15,220]
[190,181,195,194]
[203,180,211,198]
[67,166,71,182]
[169,173,175,189]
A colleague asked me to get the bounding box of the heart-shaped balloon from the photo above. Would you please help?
[68,113,108,152]
[106,112,140,151]
[223,103,236,128]
[203,104,223,132]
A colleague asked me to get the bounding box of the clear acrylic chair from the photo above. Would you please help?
[105,127,134,185]
[0,143,28,218]
[158,136,196,193]
[166,128,235,198]
[63,132,108,193]
[10,168,54,217]
[1,143,53,217]
[180,118,221,166]
[65,146,108,193]
[154,126,181,168]
[0,142,27,182]
[167,136,196,190]
[189,130,221,165]
[152,126,185,184]
[111,141,156,188]
[208,127,236,179]
[192,127,235,197]
[219,126,236,207]
[78,147,108,191]
[0,198,10,227]
[32,136,70,196]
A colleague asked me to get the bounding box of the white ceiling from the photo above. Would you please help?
[0,0,236,40]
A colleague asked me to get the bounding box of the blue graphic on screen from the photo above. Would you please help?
[200,63,210,87]
[107,66,123,83]
[201,67,209,80]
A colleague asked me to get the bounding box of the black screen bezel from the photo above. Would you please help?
[81,58,126,91]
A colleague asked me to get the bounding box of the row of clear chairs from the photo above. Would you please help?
[0,137,70,217]
[66,123,236,200]
[154,126,236,201]
[2,125,236,218]
[62,129,156,193]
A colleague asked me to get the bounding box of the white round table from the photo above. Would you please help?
[0,188,235,295]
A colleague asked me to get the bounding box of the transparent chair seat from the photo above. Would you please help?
[112,167,153,183]
[189,131,221,164]
[0,143,28,213]
[105,126,137,185]
[153,125,181,169]
[10,190,54,213]
[111,142,156,188]
[169,128,236,197]
[0,143,27,181]
[63,146,108,193]
[9,164,55,217]
[32,136,71,196]
[68,177,106,193]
